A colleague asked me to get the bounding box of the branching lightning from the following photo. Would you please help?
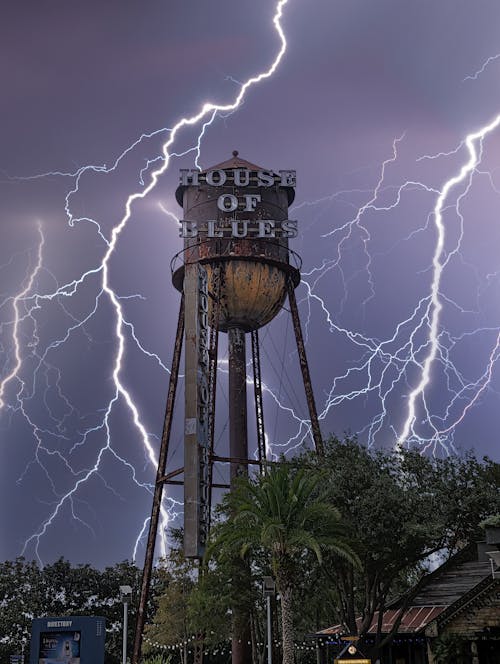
[0,221,44,409]
[464,53,500,81]
[292,110,500,455]
[0,0,290,563]
[397,114,500,448]
[3,1,500,567]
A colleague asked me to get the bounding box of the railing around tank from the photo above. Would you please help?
[171,237,302,274]
[170,238,302,292]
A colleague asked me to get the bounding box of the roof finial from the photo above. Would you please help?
[232,150,239,158]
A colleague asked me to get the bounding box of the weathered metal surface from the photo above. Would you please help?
[172,238,302,277]
[287,280,324,457]
[213,259,286,332]
[131,296,185,664]
[184,263,210,558]
[228,327,248,482]
[169,156,318,664]
[210,454,263,466]
[228,325,252,664]
[207,264,222,526]
[319,607,446,638]
[157,466,184,483]
[173,158,299,332]
[251,329,266,471]
[172,242,300,332]
[164,479,230,489]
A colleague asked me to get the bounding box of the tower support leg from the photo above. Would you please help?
[228,326,252,664]
[287,282,324,456]
[228,327,249,481]
[131,295,185,664]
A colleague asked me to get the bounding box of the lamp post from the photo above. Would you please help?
[262,576,276,664]
[120,585,133,664]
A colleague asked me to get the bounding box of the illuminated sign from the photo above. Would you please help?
[334,642,371,663]
[39,631,80,664]
[30,617,105,664]
[183,263,210,558]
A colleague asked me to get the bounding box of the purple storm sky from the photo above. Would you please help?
[1,0,500,567]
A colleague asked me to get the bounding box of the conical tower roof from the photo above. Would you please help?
[201,150,266,173]
[175,151,295,206]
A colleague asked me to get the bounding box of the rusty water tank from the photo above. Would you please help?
[172,152,301,332]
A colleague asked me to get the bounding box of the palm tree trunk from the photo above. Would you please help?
[278,583,294,664]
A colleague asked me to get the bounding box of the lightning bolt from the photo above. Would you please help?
[285,107,500,456]
[0,221,44,409]
[464,53,500,81]
[1,0,290,562]
[397,114,500,449]
[6,2,499,565]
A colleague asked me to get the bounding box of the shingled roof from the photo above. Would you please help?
[316,542,495,637]
[392,545,491,609]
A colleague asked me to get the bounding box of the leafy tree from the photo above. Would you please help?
[432,633,467,664]
[207,465,359,664]
[0,557,165,664]
[0,557,41,659]
[144,437,500,663]
[298,436,500,657]
[143,656,172,664]
[144,532,257,664]
[143,545,198,664]
[188,558,233,649]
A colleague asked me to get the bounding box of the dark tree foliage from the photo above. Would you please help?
[7,439,496,664]
[0,557,166,664]
[143,531,253,664]
[146,439,499,664]
[207,465,359,664]
[143,545,199,664]
[297,436,500,656]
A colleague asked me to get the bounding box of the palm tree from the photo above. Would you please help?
[208,464,359,664]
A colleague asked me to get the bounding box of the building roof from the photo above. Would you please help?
[317,606,446,637]
[429,572,499,632]
[316,542,496,638]
[407,559,491,607]
[175,151,296,206]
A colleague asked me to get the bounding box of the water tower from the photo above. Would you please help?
[132,153,323,664]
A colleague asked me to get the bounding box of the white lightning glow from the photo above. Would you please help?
[1,0,290,563]
[289,110,500,456]
[0,221,44,409]
[397,114,500,448]
[6,2,500,567]
[464,53,500,81]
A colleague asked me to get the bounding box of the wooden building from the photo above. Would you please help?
[315,528,500,663]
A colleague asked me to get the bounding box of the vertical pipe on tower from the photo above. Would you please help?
[228,326,252,664]
[228,327,248,481]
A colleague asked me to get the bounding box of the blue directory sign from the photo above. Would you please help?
[30,617,105,664]
[38,630,80,663]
